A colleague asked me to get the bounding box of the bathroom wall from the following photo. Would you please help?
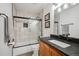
[16,10,39,17]
[13,4,17,16]
[42,5,54,37]
[59,4,79,38]
[0,3,13,56]
[54,11,60,35]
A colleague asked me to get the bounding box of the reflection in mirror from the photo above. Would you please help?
[54,3,79,38]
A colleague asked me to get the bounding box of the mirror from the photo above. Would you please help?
[54,3,79,38]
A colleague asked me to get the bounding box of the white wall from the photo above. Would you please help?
[16,10,39,17]
[42,5,54,37]
[13,4,17,16]
[54,12,60,35]
[59,4,79,38]
[0,3,13,56]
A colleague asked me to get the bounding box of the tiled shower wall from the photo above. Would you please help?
[14,19,41,47]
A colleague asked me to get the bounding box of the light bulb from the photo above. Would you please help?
[58,7,61,12]
[63,4,68,9]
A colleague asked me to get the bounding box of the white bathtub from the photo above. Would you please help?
[13,40,39,56]
[14,40,38,47]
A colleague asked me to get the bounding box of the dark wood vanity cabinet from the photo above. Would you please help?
[50,47,64,56]
[39,41,50,56]
[39,40,64,56]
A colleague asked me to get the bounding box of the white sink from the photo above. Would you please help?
[48,40,71,48]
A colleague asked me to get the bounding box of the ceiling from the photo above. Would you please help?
[13,3,53,16]
[13,3,64,18]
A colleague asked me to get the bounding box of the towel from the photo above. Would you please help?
[62,24,69,35]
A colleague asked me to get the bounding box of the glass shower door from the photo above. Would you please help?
[14,19,41,47]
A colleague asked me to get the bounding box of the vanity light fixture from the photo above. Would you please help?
[58,7,61,12]
[63,4,68,9]
[52,5,56,10]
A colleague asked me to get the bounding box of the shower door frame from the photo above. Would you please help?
[13,16,42,48]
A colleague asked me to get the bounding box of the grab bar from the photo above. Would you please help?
[0,13,10,46]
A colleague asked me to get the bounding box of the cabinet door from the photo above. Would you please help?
[50,47,64,56]
[39,41,45,56]
[50,47,56,56]
[39,41,64,56]
[39,41,50,56]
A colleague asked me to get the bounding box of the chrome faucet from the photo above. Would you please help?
[62,33,70,40]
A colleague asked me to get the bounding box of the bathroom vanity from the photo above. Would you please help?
[39,35,79,56]
[39,40,64,56]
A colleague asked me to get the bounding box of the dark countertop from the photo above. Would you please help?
[40,37,79,56]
